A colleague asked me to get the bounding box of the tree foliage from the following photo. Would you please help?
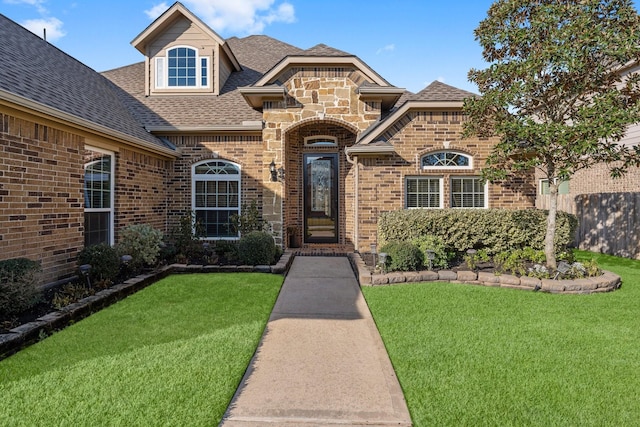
[464,0,640,267]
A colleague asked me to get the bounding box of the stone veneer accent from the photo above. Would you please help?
[348,253,621,294]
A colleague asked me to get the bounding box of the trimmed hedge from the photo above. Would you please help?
[238,231,276,265]
[378,209,577,255]
[380,241,424,272]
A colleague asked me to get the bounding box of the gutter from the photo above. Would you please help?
[145,121,264,133]
[0,89,177,158]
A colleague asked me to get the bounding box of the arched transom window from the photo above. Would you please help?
[192,160,240,239]
[422,151,472,169]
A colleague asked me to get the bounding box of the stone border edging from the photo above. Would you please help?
[348,253,621,294]
[0,251,296,360]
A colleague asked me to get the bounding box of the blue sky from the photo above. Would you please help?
[3,0,635,94]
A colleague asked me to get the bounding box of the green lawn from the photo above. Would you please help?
[363,251,640,426]
[0,273,282,426]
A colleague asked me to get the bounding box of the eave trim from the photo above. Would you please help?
[0,89,177,158]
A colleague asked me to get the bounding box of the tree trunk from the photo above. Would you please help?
[545,180,559,270]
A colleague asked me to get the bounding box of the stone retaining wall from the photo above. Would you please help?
[348,253,621,294]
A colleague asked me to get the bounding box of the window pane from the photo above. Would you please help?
[451,177,485,209]
[84,212,110,247]
[406,177,441,208]
[192,161,241,238]
[422,151,471,168]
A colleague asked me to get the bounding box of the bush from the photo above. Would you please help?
[410,235,449,269]
[238,231,276,265]
[380,241,424,272]
[215,240,240,264]
[378,209,577,256]
[77,244,121,283]
[117,224,163,268]
[494,247,546,276]
[232,200,270,236]
[165,211,205,264]
[0,258,42,316]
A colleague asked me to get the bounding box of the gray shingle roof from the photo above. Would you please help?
[102,35,306,128]
[302,44,353,57]
[0,14,168,150]
[410,80,477,101]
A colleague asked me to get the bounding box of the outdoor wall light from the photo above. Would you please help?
[269,160,285,182]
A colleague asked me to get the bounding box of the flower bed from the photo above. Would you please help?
[349,253,621,294]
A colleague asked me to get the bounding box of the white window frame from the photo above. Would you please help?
[84,146,115,246]
[191,160,241,240]
[405,176,444,209]
[422,151,473,170]
[304,135,338,147]
[155,46,210,89]
[539,178,570,195]
[450,176,488,209]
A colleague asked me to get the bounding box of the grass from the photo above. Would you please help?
[363,251,640,426]
[0,273,282,426]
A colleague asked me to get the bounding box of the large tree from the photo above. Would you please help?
[464,0,640,269]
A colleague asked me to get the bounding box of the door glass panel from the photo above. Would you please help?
[304,154,338,243]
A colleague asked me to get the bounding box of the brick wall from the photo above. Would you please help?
[355,111,536,250]
[162,134,265,238]
[114,148,170,239]
[0,112,84,283]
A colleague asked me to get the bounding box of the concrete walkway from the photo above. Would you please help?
[219,256,412,427]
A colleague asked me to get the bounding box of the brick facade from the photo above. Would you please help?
[354,111,535,250]
[1,112,85,283]
[1,110,173,283]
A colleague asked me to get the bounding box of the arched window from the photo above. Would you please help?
[422,151,472,169]
[192,160,241,239]
[156,46,209,89]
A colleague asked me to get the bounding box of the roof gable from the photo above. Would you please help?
[410,80,477,102]
[131,1,240,71]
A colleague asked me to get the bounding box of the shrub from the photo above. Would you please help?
[494,247,546,276]
[410,235,449,269]
[77,244,121,283]
[215,240,240,264]
[117,224,163,268]
[0,258,42,316]
[232,200,270,236]
[238,231,276,265]
[380,241,424,272]
[463,249,490,270]
[165,211,205,263]
[378,209,577,256]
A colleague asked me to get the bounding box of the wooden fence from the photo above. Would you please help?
[537,192,640,259]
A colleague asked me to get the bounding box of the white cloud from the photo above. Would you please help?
[144,2,169,20]
[4,0,47,14]
[376,44,395,55]
[21,17,66,41]
[174,0,295,34]
[437,76,446,83]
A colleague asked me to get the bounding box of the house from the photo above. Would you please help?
[0,2,535,284]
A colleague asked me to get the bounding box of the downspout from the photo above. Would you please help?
[345,152,359,252]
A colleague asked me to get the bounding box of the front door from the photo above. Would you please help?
[304,153,338,243]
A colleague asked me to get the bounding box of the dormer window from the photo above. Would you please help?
[155,46,209,89]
